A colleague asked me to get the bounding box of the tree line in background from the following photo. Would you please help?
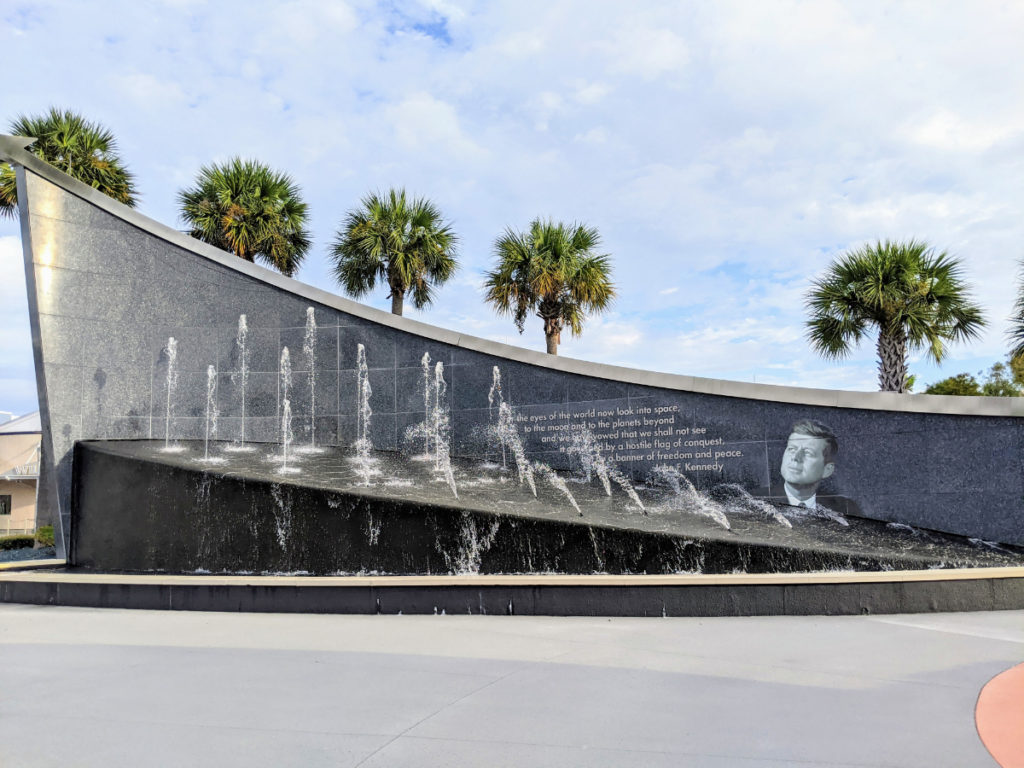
[922,357,1024,397]
[0,108,612,357]
[2,108,1022,391]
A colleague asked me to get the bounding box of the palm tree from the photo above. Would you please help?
[178,158,311,277]
[806,240,985,392]
[330,189,458,315]
[1009,261,1024,360]
[484,219,615,355]
[1,108,137,217]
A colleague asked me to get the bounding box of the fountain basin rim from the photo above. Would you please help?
[4,565,1024,587]
[8,565,1023,616]
[0,559,65,572]
[5,133,1022,417]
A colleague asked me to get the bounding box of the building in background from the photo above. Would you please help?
[0,412,41,535]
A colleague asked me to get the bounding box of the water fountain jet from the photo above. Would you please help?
[224,316,256,454]
[200,364,224,464]
[301,307,320,452]
[568,429,612,495]
[532,461,581,515]
[488,366,507,469]
[649,464,729,529]
[353,343,375,485]
[710,484,793,528]
[569,428,645,513]
[497,402,535,496]
[160,337,185,453]
[433,362,457,497]
[421,352,432,459]
[275,347,299,473]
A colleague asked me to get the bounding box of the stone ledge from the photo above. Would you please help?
[6,568,1023,616]
[0,558,66,572]
[3,570,1023,616]
[3,565,1023,586]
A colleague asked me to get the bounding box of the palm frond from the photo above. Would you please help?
[2,107,137,216]
[1010,261,1024,359]
[178,156,310,276]
[484,218,615,349]
[805,240,985,387]
[329,187,458,312]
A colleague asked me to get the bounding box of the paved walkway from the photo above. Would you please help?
[1,605,1021,767]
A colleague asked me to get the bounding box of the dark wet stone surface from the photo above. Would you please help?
[71,440,1024,575]
[0,546,57,563]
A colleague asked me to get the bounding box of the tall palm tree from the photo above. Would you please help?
[178,158,310,277]
[1,108,137,217]
[330,189,459,315]
[484,219,615,355]
[806,240,985,392]
[1009,261,1024,360]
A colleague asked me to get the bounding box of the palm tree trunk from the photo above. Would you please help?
[543,314,561,355]
[876,328,908,392]
[388,272,406,316]
[545,331,559,355]
[538,301,563,355]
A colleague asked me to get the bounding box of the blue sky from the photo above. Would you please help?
[2,0,1023,417]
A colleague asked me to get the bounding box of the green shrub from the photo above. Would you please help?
[925,373,980,396]
[0,535,35,551]
[925,358,1024,397]
[34,525,54,548]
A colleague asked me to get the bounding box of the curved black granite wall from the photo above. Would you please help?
[5,135,1023,561]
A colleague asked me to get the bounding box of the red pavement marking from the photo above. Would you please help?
[977,662,1024,768]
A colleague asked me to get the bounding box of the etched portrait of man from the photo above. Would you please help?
[772,418,857,516]
[780,419,837,508]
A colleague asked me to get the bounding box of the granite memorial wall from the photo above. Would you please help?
[6,136,1023,562]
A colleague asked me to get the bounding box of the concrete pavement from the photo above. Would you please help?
[1,605,1021,766]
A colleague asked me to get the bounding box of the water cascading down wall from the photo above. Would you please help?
[5,135,1024,566]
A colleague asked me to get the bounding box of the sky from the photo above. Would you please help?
[2,0,1023,418]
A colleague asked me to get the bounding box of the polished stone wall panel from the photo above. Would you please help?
[11,163,1024,559]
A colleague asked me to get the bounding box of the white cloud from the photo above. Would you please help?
[566,314,644,354]
[114,73,188,112]
[605,26,688,80]
[573,82,610,105]
[262,1,357,46]
[386,93,485,159]
[1,0,1023,413]
[416,0,467,23]
[573,127,607,145]
[908,110,1024,153]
